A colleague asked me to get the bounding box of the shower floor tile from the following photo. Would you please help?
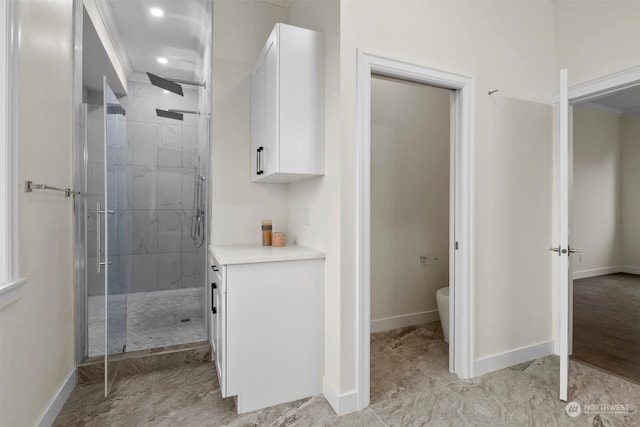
[88,288,206,357]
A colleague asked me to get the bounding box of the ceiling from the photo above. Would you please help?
[579,85,640,115]
[102,0,211,82]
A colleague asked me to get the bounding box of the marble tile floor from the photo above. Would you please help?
[57,321,640,426]
[88,288,206,357]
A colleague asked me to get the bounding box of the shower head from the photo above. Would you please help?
[155,109,201,121]
[147,72,184,96]
[107,103,126,116]
[155,109,183,121]
[147,72,206,97]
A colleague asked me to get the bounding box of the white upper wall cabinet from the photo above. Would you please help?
[251,24,324,183]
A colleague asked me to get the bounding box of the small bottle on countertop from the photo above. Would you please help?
[262,220,272,246]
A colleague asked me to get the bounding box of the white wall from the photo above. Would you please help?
[621,114,640,272]
[572,108,621,278]
[554,1,640,87]
[287,0,342,392]
[339,0,555,395]
[0,0,75,425]
[211,0,289,245]
[370,77,450,330]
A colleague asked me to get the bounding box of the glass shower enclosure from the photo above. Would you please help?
[83,78,129,396]
[77,75,209,396]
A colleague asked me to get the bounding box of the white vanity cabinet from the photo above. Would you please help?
[250,23,324,183]
[208,245,324,414]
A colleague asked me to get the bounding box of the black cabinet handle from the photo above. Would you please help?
[211,282,215,313]
[256,147,260,175]
[211,265,219,272]
[257,146,264,175]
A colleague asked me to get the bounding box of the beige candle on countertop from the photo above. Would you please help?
[272,232,286,247]
[262,220,272,246]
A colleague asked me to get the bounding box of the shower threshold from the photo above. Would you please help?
[78,341,211,384]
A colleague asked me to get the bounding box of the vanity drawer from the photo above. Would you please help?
[210,258,226,292]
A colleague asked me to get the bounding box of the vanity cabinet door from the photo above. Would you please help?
[250,24,324,183]
[210,259,227,397]
[225,259,323,412]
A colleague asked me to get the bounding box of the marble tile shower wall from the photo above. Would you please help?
[87,81,206,296]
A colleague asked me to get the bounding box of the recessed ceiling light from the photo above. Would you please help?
[157,57,168,65]
[150,8,164,17]
[163,90,170,94]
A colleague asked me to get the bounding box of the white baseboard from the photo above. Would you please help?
[322,377,358,416]
[474,340,554,377]
[36,368,77,427]
[370,310,440,333]
[620,265,640,275]
[572,266,620,280]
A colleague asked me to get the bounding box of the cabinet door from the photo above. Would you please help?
[210,260,227,396]
[261,33,278,178]
[212,272,218,360]
[215,286,227,396]
[250,61,264,181]
[226,260,323,409]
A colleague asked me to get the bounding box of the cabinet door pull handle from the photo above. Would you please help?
[256,147,260,175]
[257,146,264,175]
[212,265,219,272]
[211,282,216,313]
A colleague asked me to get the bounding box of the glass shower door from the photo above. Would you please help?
[103,78,128,396]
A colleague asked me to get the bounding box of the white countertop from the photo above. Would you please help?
[208,244,325,265]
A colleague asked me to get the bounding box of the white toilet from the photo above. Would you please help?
[436,287,449,343]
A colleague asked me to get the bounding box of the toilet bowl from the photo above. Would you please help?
[436,286,449,343]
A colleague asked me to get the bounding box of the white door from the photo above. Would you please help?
[557,69,570,402]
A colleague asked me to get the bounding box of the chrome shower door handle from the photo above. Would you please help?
[97,203,102,273]
[96,203,112,273]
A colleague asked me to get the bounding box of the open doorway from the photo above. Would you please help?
[369,75,457,403]
[355,53,474,410]
[570,89,640,384]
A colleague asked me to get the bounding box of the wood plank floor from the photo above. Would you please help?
[572,273,640,384]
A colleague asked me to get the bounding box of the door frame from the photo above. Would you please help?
[355,52,475,410]
[555,65,640,401]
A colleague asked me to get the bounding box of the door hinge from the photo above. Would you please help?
[455,241,459,250]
